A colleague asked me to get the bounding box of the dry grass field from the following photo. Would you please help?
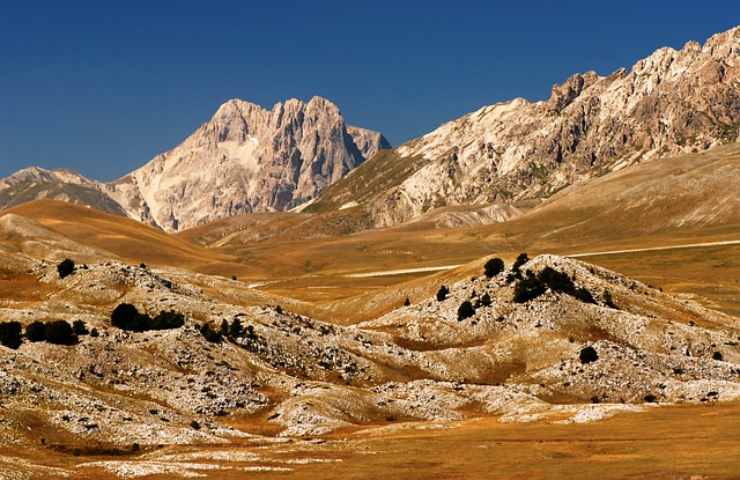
[3,401,738,479]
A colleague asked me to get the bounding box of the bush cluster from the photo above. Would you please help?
[513,267,596,304]
[110,304,185,332]
[199,323,223,343]
[26,320,83,345]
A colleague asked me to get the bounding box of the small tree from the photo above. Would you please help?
[484,258,505,278]
[111,304,151,332]
[513,277,546,303]
[512,253,529,272]
[0,322,22,349]
[603,290,618,309]
[229,318,244,338]
[403,297,411,306]
[579,346,599,364]
[480,292,492,307]
[72,320,89,336]
[200,323,223,343]
[45,320,77,345]
[26,321,47,342]
[436,285,450,302]
[151,311,185,330]
[57,259,75,279]
[457,301,475,321]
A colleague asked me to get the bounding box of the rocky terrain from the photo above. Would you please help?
[309,26,739,227]
[0,243,737,471]
[0,97,390,231]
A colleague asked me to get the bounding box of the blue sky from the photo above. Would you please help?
[1,1,737,180]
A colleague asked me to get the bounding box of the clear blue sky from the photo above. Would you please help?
[1,1,737,180]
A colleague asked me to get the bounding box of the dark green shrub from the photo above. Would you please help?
[512,253,529,272]
[643,394,657,403]
[436,285,449,302]
[457,301,475,321]
[190,420,201,430]
[90,328,99,337]
[484,258,505,278]
[26,321,47,342]
[480,293,492,307]
[603,290,618,309]
[45,320,77,345]
[57,259,75,279]
[513,277,546,303]
[72,320,89,336]
[199,323,222,343]
[712,351,723,361]
[538,267,575,293]
[151,311,185,330]
[403,297,411,306]
[579,346,599,364]
[111,304,151,332]
[229,318,244,338]
[574,287,596,304]
[0,322,22,349]
[219,319,229,336]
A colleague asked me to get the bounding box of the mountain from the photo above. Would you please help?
[308,26,739,227]
[0,97,390,231]
[0,167,127,217]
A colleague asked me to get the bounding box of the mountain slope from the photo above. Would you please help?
[310,26,739,227]
[0,97,390,232]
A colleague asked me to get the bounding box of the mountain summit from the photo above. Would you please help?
[309,26,739,227]
[0,96,390,231]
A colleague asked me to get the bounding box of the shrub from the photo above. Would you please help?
[151,311,185,330]
[220,319,229,336]
[643,394,657,403]
[457,301,475,321]
[26,321,47,342]
[480,292,492,307]
[513,277,546,303]
[57,259,75,279]
[72,320,89,336]
[574,287,596,304]
[199,323,223,343]
[190,420,201,430]
[231,275,237,281]
[603,290,618,309]
[403,297,411,306]
[512,253,529,272]
[45,320,77,345]
[111,304,151,332]
[229,318,244,338]
[90,328,99,337]
[484,258,505,278]
[712,351,723,361]
[538,267,575,293]
[0,322,22,349]
[436,285,450,302]
[579,346,599,364]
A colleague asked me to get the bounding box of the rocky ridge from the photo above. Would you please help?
[311,26,740,227]
[0,251,737,454]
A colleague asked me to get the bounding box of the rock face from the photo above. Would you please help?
[312,26,739,227]
[0,97,389,231]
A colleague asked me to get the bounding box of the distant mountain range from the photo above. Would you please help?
[0,26,737,232]
[0,97,390,231]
